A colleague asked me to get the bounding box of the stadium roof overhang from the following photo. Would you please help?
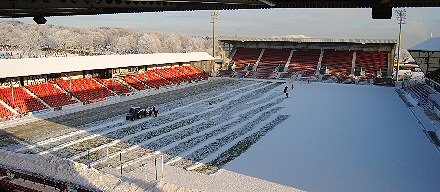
[218,37,397,45]
[0,0,439,20]
[407,37,440,74]
[0,52,214,79]
[408,37,440,52]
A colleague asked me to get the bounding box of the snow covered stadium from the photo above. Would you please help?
[0,36,440,192]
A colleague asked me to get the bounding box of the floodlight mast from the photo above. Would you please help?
[211,11,219,76]
[395,9,406,82]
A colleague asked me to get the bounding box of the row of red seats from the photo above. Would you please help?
[259,49,291,65]
[356,51,388,78]
[256,65,277,79]
[118,65,206,92]
[232,48,262,71]
[183,65,209,79]
[166,67,193,82]
[0,87,47,114]
[0,104,13,118]
[321,50,354,77]
[96,78,132,94]
[0,66,209,118]
[153,68,184,84]
[229,49,388,79]
[26,83,77,107]
[126,75,151,90]
[129,70,171,90]
[134,73,162,89]
[175,66,202,81]
[288,49,321,77]
[145,70,171,87]
[256,49,291,79]
[56,78,115,103]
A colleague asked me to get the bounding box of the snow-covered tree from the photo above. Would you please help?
[138,33,161,54]
[0,21,212,57]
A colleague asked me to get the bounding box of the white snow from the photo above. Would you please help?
[2,78,440,192]
[224,82,440,192]
[0,149,194,192]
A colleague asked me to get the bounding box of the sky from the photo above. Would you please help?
[1,7,439,49]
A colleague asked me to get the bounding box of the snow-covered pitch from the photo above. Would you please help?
[1,78,440,192]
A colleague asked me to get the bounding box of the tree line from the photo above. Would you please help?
[0,21,213,58]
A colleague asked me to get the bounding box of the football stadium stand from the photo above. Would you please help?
[288,49,321,77]
[124,75,150,90]
[405,83,434,107]
[56,78,115,103]
[0,87,47,114]
[231,48,262,77]
[0,104,13,120]
[219,37,395,80]
[0,52,213,121]
[0,166,95,192]
[96,78,132,94]
[256,49,291,79]
[175,66,200,81]
[0,179,42,192]
[26,83,77,107]
[427,69,440,84]
[355,51,388,78]
[153,68,184,84]
[184,65,209,79]
[167,67,193,82]
[321,50,354,77]
[145,70,171,88]
[408,37,440,74]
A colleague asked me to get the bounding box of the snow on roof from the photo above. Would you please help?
[218,36,397,44]
[408,37,440,52]
[0,52,214,79]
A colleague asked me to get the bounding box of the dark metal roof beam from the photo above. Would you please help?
[1,0,440,18]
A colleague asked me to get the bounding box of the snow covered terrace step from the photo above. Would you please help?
[0,149,192,192]
[0,164,96,192]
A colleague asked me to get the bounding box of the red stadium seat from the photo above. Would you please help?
[256,49,291,79]
[96,78,132,94]
[26,83,77,108]
[56,78,115,103]
[231,48,262,73]
[321,50,354,77]
[153,68,183,84]
[124,75,150,90]
[145,70,172,87]
[0,104,13,119]
[0,87,48,114]
[285,49,321,77]
[176,66,202,81]
[355,51,388,78]
[166,67,192,82]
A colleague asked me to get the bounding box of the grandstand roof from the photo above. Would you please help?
[0,52,213,79]
[1,1,439,18]
[218,36,397,44]
[408,37,440,52]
